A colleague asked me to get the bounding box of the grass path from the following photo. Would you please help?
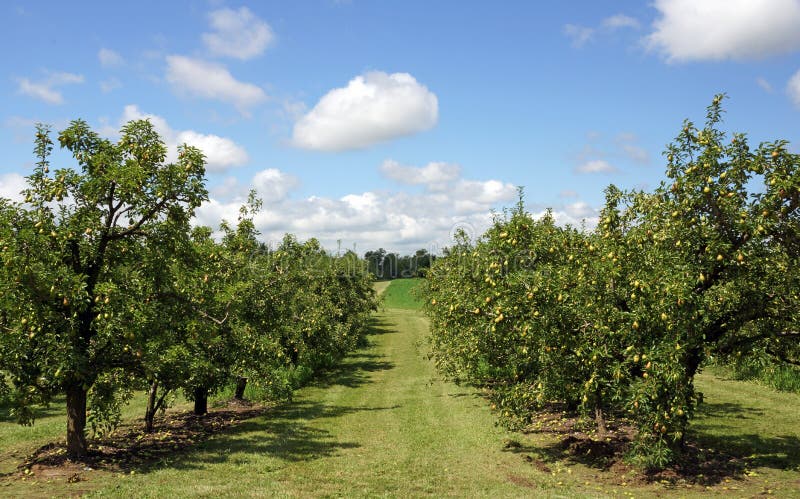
[88,288,562,497]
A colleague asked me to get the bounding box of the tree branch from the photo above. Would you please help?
[107,198,167,241]
[718,331,800,355]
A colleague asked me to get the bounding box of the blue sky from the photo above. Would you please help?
[2,1,799,253]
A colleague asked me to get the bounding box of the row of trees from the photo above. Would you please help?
[423,96,800,468]
[364,248,434,279]
[0,120,377,458]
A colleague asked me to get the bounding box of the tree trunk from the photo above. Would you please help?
[66,385,88,458]
[193,387,208,415]
[234,377,247,400]
[595,406,608,435]
[145,380,158,433]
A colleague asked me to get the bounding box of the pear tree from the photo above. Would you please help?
[0,120,207,457]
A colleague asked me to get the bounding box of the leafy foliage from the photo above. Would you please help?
[0,119,378,456]
[423,96,800,468]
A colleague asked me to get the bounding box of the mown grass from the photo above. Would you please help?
[693,368,800,472]
[381,278,424,310]
[372,279,392,297]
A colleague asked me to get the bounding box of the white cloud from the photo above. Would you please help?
[646,0,800,62]
[565,13,640,48]
[193,160,518,254]
[165,55,267,114]
[0,173,26,202]
[120,105,172,138]
[209,176,242,200]
[537,207,599,230]
[452,179,517,205]
[757,77,774,93]
[98,48,124,67]
[203,7,274,60]
[176,130,249,169]
[100,78,122,93]
[788,70,800,107]
[17,71,84,105]
[120,105,249,171]
[292,71,438,151]
[194,198,245,232]
[252,168,300,203]
[380,159,461,187]
[602,14,641,30]
[563,24,594,47]
[564,201,596,219]
[575,159,618,174]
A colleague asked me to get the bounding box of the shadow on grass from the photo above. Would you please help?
[1,314,401,481]
[310,353,395,389]
[691,400,800,471]
[0,395,66,423]
[364,317,396,336]
[154,316,402,471]
[166,400,401,471]
[501,399,799,486]
[309,318,397,389]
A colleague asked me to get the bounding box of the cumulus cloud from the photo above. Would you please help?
[380,159,461,187]
[175,130,249,169]
[564,201,597,219]
[0,173,27,202]
[252,169,300,203]
[646,0,800,62]
[98,48,124,67]
[292,71,438,151]
[17,71,84,104]
[193,160,520,254]
[165,55,267,114]
[535,207,600,229]
[788,70,800,107]
[575,160,618,174]
[120,105,249,171]
[203,7,274,60]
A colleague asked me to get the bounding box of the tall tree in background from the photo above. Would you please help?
[364,248,387,278]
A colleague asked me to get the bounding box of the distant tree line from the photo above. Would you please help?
[363,248,435,279]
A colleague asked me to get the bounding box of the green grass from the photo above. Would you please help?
[693,367,800,469]
[381,278,424,310]
[372,280,392,297]
[80,310,565,498]
[1,282,799,497]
